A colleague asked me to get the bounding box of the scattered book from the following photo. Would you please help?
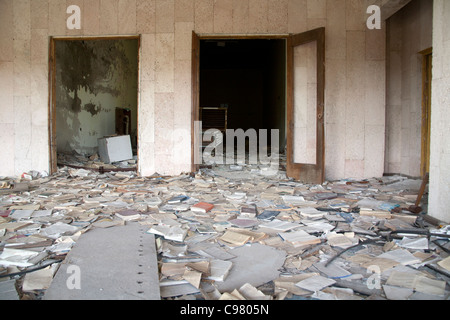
[191,202,214,213]
[168,195,189,204]
[298,207,327,219]
[259,219,299,231]
[219,230,252,247]
[206,260,233,282]
[240,206,257,218]
[196,224,217,234]
[147,225,187,242]
[257,210,280,220]
[278,230,321,248]
[115,209,141,221]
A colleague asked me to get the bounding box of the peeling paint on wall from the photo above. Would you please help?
[84,103,101,116]
[55,39,138,156]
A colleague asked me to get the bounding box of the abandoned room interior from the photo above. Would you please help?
[0,0,449,302]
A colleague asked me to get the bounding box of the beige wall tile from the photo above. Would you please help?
[83,0,100,35]
[195,0,214,33]
[346,0,366,31]
[31,29,48,64]
[14,96,32,172]
[0,0,14,62]
[366,27,385,61]
[139,80,155,144]
[0,124,15,176]
[154,128,175,156]
[175,0,195,23]
[175,22,194,61]
[174,59,191,129]
[325,123,346,180]
[31,0,49,30]
[30,64,48,127]
[232,0,249,33]
[325,58,346,125]
[99,0,118,35]
[248,0,268,33]
[140,33,156,81]
[137,0,156,34]
[156,0,174,33]
[118,0,137,34]
[345,31,366,162]
[307,0,326,19]
[155,33,174,93]
[13,39,31,97]
[31,124,49,172]
[326,0,346,59]
[49,0,67,36]
[214,0,233,34]
[0,62,14,123]
[288,0,307,33]
[14,0,31,41]
[364,124,385,178]
[268,0,288,33]
[345,159,364,179]
[154,92,174,130]
[365,60,385,126]
[138,141,155,176]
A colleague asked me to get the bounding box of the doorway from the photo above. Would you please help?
[199,37,287,167]
[49,36,140,174]
[192,29,325,184]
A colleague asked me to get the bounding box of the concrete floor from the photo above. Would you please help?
[44,222,160,300]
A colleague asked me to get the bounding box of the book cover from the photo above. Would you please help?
[191,202,214,213]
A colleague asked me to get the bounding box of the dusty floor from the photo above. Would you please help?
[0,161,449,300]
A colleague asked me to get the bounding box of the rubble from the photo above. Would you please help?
[0,162,449,301]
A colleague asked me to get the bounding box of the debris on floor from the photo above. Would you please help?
[0,163,449,300]
[57,151,137,172]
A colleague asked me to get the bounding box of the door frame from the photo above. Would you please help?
[48,35,141,174]
[191,33,289,173]
[419,47,432,178]
[191,28,325,183]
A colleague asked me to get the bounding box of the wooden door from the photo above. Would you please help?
[286,27,325,184]
[420,48,432,177]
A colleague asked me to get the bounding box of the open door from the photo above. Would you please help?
[286,27,325,184]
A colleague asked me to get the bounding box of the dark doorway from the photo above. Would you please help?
[198,38,286,165]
